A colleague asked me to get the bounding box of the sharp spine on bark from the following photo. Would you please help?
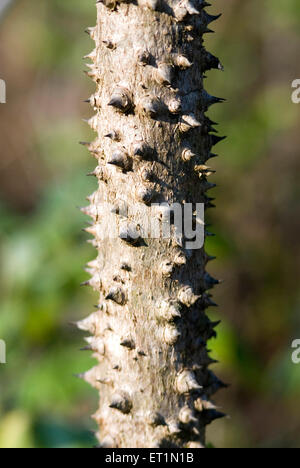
[160,260,174,277]
[148,412,166,427]
[202,51,224,72]
[108,86,133,113]
[86,115,98,132]
[156,300,181,321]
[203,12,222,26]
[179,114,202,133]
[119,223,141,245]
[167,419,182,435]
[210,134,226,147]
[105,130,121,141]
[172,54,193,69]
[84,337,105,355]
[140,96,162,117]
[140,166,154,182]
[109,393,132,414]
[154,63,173,86]
[132,142,152,161]
[194,396,217,413]
[202,90,225,109]
[106,286,127,305]
[204,272,220,289]
[102,40,116,50]
[168,98,182,114]
[200,409,226,425]
[161,324,181,345]
[178,286,200,307]
[84,49,97,62]
[84,69,99,83]
[87,93,101,108]
[136,186,155,204]
[178,406,198,425]
[107,148,132,172]
[138,49,151,66]
[85,27,97,41]
[176,370,202,394]
[120,262,132,272]
[120,337,136,350]
[173,251,187,265]
[174,0,200,22]
[182,147,196,162]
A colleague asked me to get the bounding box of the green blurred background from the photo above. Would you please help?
[0,0,299,448]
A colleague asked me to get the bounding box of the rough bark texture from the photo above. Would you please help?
[79,0,226,448]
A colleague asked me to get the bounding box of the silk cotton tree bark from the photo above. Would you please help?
[79,0,226,448]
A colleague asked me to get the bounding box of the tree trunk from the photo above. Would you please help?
[79,0,226,448]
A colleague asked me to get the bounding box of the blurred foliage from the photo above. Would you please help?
[0,0,97,448]
[0,0,300,448]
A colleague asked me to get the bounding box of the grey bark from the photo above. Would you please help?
[79,0,226,448]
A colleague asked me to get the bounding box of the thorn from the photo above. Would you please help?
[154,63,173,86]
[136,186,155,204]
[167,419,182,434]
[179,406,198,425]
[85,337,105,355]
[106,286,127,305]
[85,27,96,40]
[210,135,226,147]
[80,281,90,287]
[120,338,136,350]
[162,324,181,345]
[201,409,226,425]
[201,293,218,308]
[102,40,116,50]
[109,393,132,414]
[160,260,175,278]
[156,300,181,321]
[178,286,200,307]
[211,320,221,329]
[202,90,226,110]
[168,98,182,114]
[137,49,151,66]
[132,139,150,158]
[119,224,141,245]
[185,0,200,16]
[120,262,131,272]
[182,147,196,162]
[202,51,224,72]
[173,54,193,69]
[83,49,97,62]
[176,370,202,394]
[179,113,202,132]
[204,272,220,289]
[148,412,166,427]
[107,149,132,172]
[204,12,222,25]
[140,96,161,117]
[108,86,133,113]
[104,130,120,141]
